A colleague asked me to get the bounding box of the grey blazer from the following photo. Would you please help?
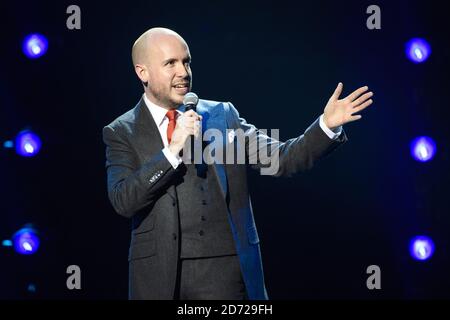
[103,97,347,300]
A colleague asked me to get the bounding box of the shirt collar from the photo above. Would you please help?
[142,94,184,127]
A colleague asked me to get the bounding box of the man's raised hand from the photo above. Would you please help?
[323,83,373,130]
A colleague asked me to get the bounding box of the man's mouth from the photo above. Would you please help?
[173,83,189,89]
[173,83,190,94]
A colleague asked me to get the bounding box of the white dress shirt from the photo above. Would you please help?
[143,94,342,169]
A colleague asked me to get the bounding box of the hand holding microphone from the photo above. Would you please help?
[168,92,201,156]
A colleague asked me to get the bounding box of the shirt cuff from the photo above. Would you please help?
[162,147,182,169]
[319,114,342,140]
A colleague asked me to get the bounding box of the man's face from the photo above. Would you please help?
[146,36,192,109]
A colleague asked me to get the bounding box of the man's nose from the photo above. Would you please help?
[176,63,190,78]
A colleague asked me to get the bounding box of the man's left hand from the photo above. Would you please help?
[323,83,373,130]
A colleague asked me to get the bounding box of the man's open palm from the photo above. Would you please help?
[323,83,373,129]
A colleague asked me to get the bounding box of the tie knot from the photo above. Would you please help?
[166,109,177,121]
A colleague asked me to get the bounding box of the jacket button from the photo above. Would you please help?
[172,233,177,240]
[202,200,207,205]
[172,201,176,206]
[199,230,204,236]
[201,216,206,221]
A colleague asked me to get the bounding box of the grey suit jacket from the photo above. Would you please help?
[103,97,347,299]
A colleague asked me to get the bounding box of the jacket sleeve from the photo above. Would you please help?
[103,124,180,218]
[226,102,348,177]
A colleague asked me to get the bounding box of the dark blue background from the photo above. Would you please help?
[1,0,449,299]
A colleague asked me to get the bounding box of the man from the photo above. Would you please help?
[103,27,373,300]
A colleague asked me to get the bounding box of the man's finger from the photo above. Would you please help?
[184,121,196,129]
[352,91,373,107]
[184,112,202,122]
[345,86,369,102]
[348,114,363,122]
[184,117,200,125]
[183,110,198,117]
[330,82,343,101]
[352,99,373,113]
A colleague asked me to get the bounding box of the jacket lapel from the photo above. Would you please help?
[197,101,228,201]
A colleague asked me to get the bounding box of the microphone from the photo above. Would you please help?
[183,92,199,112]
[182,92,200,164]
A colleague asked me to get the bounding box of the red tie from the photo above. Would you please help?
[166,109,177,144]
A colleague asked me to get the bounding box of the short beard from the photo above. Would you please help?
[149,87,179,109]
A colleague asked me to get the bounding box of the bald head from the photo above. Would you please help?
[132,27,188,66]
[131,27,192,109]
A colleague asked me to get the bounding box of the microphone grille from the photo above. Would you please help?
[183,92,199,106]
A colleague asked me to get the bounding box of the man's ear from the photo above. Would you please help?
[135,64,149,87]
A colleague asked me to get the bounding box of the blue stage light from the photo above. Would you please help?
[3,140,14,148]
[410,136,436,162]
[27,284,37,293]
[15,131,42,157]
[410,236,435,261]
[23,33,48,59]
[12,227,40,255]
[2,240,13,247]
[406,38,431,63]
